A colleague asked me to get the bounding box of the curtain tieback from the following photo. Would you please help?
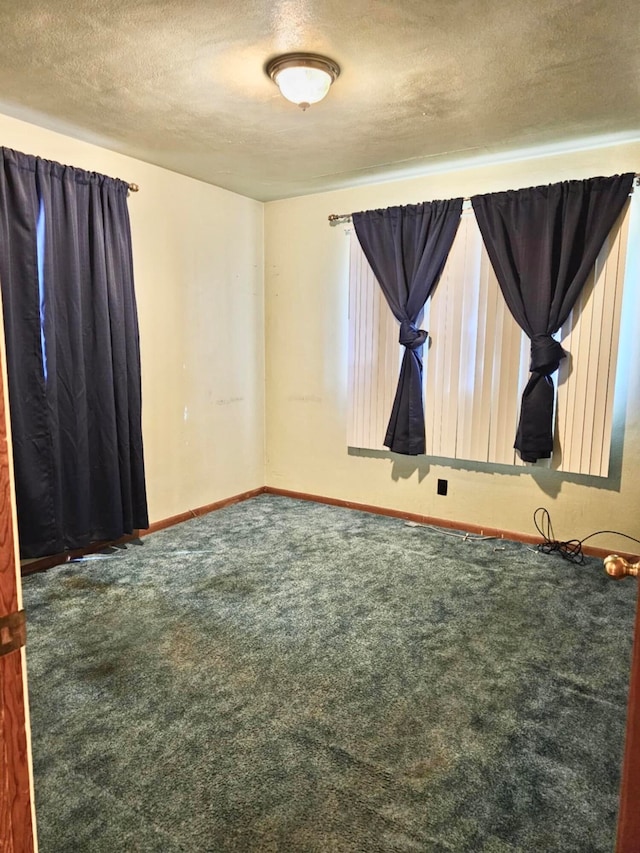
[399,321,428,351]
[529,334,566,376]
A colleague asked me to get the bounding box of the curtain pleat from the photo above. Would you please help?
[0,150,58,553]
[471,173,634,462]
[0,147,148,557]
[353,199,463,455]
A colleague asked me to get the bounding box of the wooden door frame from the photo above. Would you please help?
[617,580,640,852]
[0,305,35,851]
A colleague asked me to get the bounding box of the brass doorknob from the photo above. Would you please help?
[604,554,640,579]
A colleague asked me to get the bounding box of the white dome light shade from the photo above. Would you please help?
[266,54,340,110]
[275,66,332,106]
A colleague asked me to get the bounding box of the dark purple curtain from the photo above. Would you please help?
[353,199,463,455]
[472,173,634,463]
[0,147,148,558]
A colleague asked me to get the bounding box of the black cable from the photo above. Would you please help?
[533,507,640,565]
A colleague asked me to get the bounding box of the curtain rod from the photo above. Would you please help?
[128,183,139,193]
[327,173,640,225]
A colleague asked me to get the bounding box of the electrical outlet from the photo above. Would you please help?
[437,479,448,496]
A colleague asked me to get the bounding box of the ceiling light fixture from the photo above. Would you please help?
[266,53,340,111]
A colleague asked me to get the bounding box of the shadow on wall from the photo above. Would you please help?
[347,446,622,498]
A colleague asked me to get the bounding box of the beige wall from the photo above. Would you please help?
[2,108,638,552]
[0,112,265,526]
[265,142,640,551]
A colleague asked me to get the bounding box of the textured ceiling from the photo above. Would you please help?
[0,0,638,201]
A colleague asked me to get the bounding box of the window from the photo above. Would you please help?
[347,200,631,476]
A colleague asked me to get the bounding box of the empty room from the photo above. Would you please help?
[1,2,639,851]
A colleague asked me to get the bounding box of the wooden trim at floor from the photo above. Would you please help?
[263,486,640,562]
[21,532,140,576]
[21,483,638,576]
[616,580,640,853]
[143,487,266,534]
[21,486,266,576]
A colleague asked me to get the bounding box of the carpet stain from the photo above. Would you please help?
[44,573,114,601]
[62,574,112,592]
[81,660,119,680]
[165,623,202,670]
[405,755,449,778]
[195,570,257,595]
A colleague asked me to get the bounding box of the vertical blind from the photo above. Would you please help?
[347,201,631,476]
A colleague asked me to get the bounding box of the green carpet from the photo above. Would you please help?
[22,495,636,852]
